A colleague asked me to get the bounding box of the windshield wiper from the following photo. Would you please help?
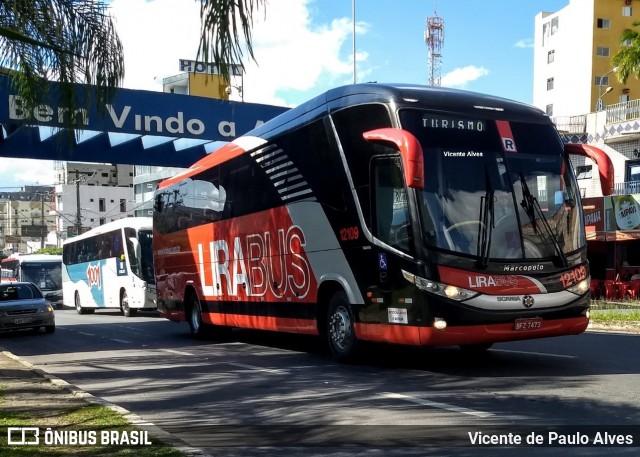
[519,173,568,267]
[477,170,494,269]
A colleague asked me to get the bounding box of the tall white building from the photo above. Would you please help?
[533,0,640,117]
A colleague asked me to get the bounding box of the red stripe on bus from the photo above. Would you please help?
[158,142,247,189]
[355,317,587,346]
[204,312,319,335]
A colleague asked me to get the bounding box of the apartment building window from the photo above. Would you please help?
[120,199,126,212]
[620,94,630,103]
[547,50,555,63]
[596,46,610,57]
[546,104,553,116]
[99,198,105,212]
[623,6,633,17]
[547,77,555,90]
[595,75,610,86]
[597,18,610,29]
[542,17,559,45]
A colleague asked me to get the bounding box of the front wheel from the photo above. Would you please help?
[120,290,136,317]
[75,292,86,315]
[327,291,360,363]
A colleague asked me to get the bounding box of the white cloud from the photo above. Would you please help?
[442,65,490,88]
[514,38,534,49]
[0,159,54,188]
[109,0,365,106]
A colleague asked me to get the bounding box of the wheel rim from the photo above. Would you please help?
[329,305,352,351]
[121,292,129,313]
[191,303,201,333]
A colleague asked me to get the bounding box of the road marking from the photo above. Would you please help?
[78,332,95,337]
[224,362,286,375]
[381,392,494,419]
[160,349,194,356]
[110,338,131,344]
[492,349,576,359]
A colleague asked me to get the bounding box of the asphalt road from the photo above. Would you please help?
[1,309,640,456]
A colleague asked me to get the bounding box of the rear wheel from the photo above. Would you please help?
[327,291,360,362]
[187,294,206,338]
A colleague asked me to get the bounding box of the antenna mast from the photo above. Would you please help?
[425,1,444,86]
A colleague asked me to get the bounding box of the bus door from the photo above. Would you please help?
[368,156,419,327]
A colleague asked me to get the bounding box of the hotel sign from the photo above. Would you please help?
[179,59,243,76]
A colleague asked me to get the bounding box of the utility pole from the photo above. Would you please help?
[40,192,45,249]
[75,170,82,235]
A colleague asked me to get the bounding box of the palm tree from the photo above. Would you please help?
[613,20,640,84]
[0,0,264,130]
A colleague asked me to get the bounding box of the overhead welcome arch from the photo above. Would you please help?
[0,74,289,167]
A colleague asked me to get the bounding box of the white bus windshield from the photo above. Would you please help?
[20,262,62,291]
[400,109,583,261]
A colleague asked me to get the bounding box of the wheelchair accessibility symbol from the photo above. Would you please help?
[378,253,388,271]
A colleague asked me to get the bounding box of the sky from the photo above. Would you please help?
[1,0,570,189]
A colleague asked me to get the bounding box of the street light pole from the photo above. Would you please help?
[596,66,619,111]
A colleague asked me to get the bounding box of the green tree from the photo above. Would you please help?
[613,20,640,84]
[0,0,264,129]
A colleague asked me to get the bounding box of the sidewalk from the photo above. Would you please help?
[0,350,210,456]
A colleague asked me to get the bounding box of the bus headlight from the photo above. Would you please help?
[567,278,590,296]
[402,270,478,301]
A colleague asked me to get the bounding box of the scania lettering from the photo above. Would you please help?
[153,83,614,362]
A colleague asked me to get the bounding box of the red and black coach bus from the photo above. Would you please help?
[153,83,614,361]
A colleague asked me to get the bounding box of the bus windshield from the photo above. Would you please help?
[20,262,63,291]
[399,109,583,261]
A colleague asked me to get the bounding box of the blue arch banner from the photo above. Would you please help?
[0,74,288,167]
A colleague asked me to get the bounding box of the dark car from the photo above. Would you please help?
[0,282,55,334]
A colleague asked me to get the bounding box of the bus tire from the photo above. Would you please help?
[327,291,360,363]
[187,294,206,338]
[75,292,87,315]
[120,290,136,317]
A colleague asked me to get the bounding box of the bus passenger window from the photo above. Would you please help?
[372,157,412,253]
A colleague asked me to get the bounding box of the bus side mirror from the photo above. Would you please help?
[363,128,425,189]
[564,143,614,196]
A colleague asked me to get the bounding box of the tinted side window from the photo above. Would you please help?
[331,104,393,225]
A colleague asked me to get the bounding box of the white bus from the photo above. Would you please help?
[62,218,156,316]
[1,254,63,307]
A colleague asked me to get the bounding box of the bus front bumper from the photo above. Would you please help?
[354,316,589,347]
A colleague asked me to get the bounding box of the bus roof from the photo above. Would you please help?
[158,83,551,189]
[62,217,152,246]
[1,254,62,263]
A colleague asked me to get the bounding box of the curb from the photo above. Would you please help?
[2,350,213,457]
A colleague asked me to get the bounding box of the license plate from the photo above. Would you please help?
[513,317,542,331]
[14,318,32,325]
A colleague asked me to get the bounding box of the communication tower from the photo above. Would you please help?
[425,6,444,86]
